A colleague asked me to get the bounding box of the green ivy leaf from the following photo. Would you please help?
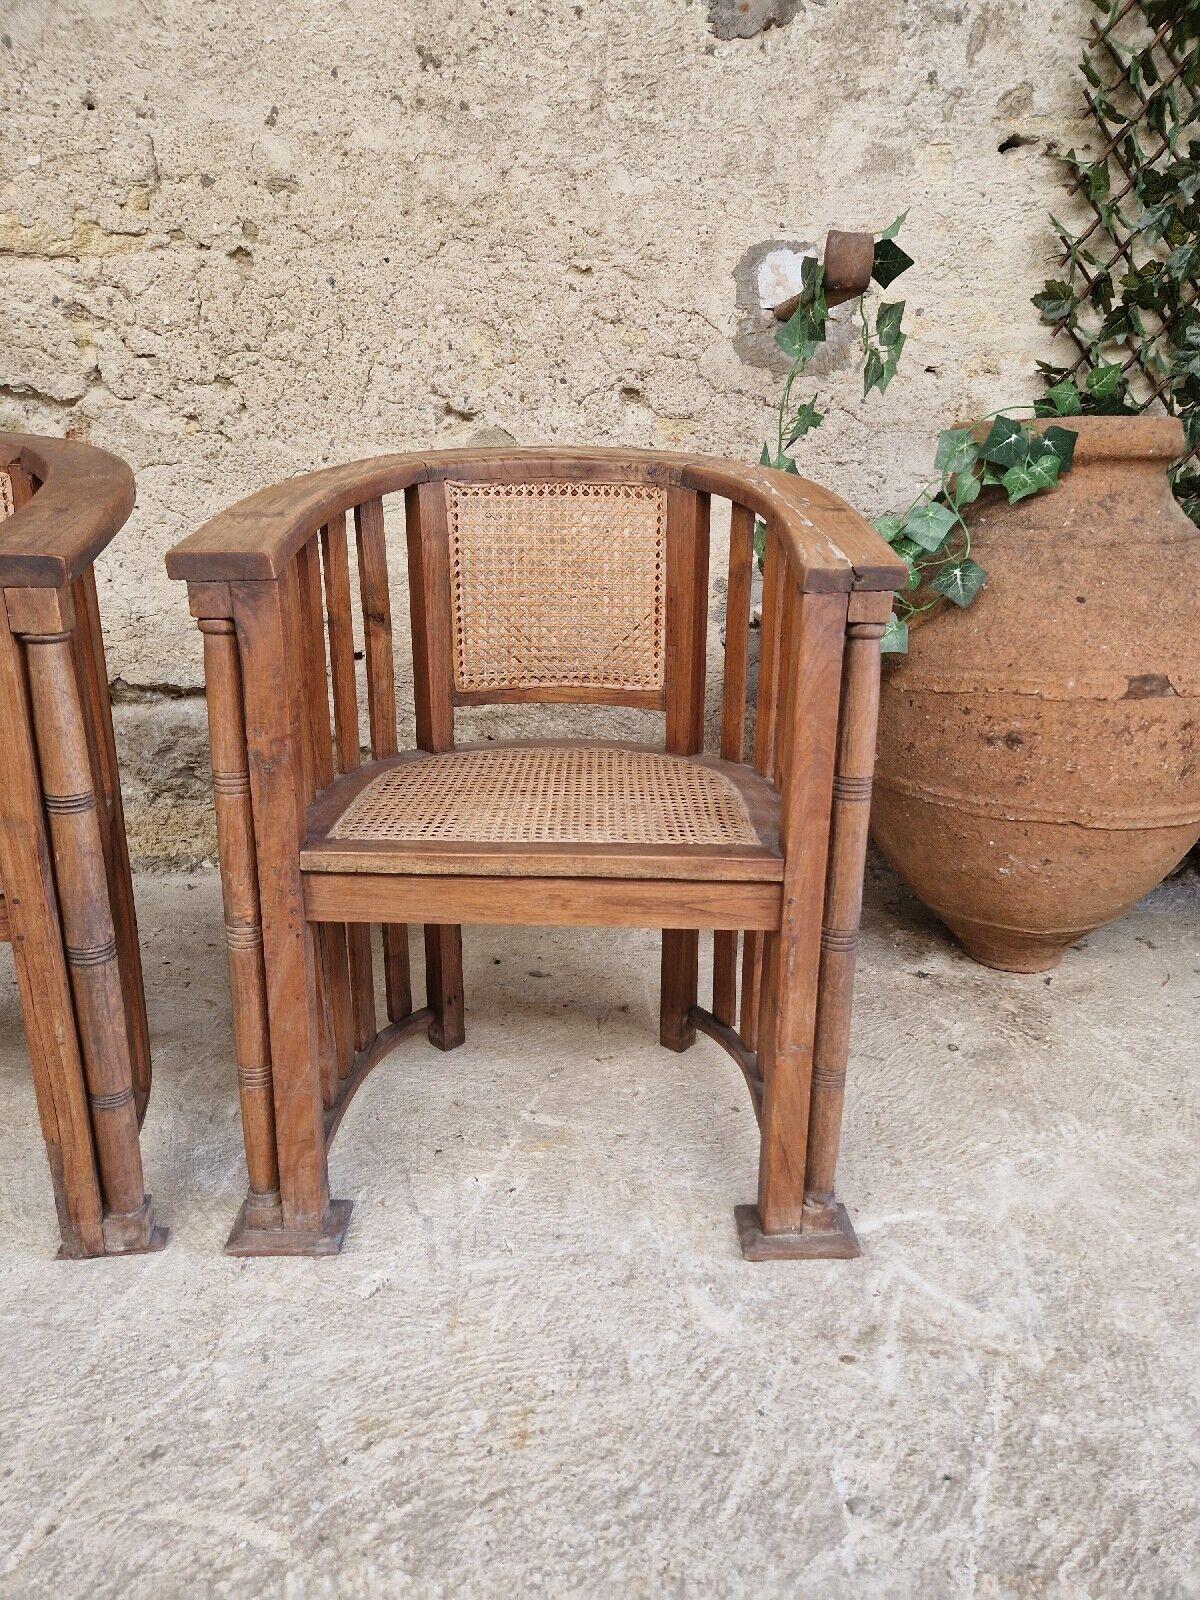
[902,500,958,551]
[1033,281,1074,322]
[931,558,986,607]
[872,236,914,289]
[1084,362,1122,398]
[775,322,819,362]
[934,427,978,475]
[759,443,772,467]
[876,300,905,348]
[862,346,886,397]
[1002,452,1061,502]
[1040,425,1077,471]
[879,210,908,241]
[980,416,1031,468]
[785,400,824,444]
[872,512,904,544]
[949,469,981,507]
[880,613,909,653]
[1045,378,1082,415]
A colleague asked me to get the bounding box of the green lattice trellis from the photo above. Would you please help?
[1034,0,1200,524]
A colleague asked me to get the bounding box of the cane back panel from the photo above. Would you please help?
[444,478,667,697]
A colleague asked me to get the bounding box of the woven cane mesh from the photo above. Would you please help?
[444,479,667,695]
[0,472,13,521]
[329,745,757,848]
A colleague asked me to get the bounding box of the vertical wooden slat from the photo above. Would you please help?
[355,496,413,1025]
[0,594,105,1256]
[720,502,755,763]
[199,613,280,1224]
[408,483,463,1050]
[755,585,848,1236]
[407,484,455,753]
[296,537,353,1104]
[803,594,888,1233]
[663,486,709,756]
[661,486,710,1051]
[713,500,755,1027]
[739,523,785,1051]
[321,514,376,1053]
[232,575,332,1234]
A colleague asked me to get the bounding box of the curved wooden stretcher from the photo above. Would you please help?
[0,432,164,1257]
[167,446,904,1259]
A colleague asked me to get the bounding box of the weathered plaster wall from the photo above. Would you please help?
[1,0,1091,863]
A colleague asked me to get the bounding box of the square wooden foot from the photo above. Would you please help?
[734,1202,861,1261]
[57,1195,168,1259]
[225,1197,353,1257]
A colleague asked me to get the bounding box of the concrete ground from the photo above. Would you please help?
[0,862,1196,1598]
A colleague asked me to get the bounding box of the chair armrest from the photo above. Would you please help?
[679,460,906,594]
[0,433,135,589]
[165,452,429,583]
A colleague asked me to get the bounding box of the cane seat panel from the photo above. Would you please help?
[303,742,783,881]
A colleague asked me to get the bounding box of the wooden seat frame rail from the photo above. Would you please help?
[0,432,164,1257]
[167,446,904,1260]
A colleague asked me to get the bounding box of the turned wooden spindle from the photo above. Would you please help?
[230,571,340,1247]
[71,566,152,1121]
[802,600,887,1238]
[24,622,152,1242]
[752,586,846,1242]
[199,616,281,1226]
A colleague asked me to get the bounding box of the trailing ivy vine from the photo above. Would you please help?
[757,222,1091,653]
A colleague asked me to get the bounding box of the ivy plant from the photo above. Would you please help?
[755,219,1097,655]
[756,214,913,564]
[870,373,1110,652]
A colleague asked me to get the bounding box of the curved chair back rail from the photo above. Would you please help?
[0,432,135,588]
[0,431,162,1257]
[165,446,904,593]
[168,445,900,1260]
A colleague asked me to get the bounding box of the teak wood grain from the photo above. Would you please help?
[0,433,163,1257]
[168,445,897,1259]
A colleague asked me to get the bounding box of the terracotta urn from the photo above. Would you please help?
[871,416,1200,972]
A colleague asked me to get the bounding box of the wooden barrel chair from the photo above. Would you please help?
[167,448,903,1259]
[0,433,164,1257]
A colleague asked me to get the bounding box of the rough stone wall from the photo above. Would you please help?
[1,0,1089,864]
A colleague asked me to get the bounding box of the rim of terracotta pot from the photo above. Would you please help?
[970,412,1184,464]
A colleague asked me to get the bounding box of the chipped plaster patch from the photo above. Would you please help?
[731,238,815,370]
[707,0,805,39]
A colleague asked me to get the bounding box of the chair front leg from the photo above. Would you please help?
[737,587,854,1262]
[225,576,349,1255]
[19,593,164,1254]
